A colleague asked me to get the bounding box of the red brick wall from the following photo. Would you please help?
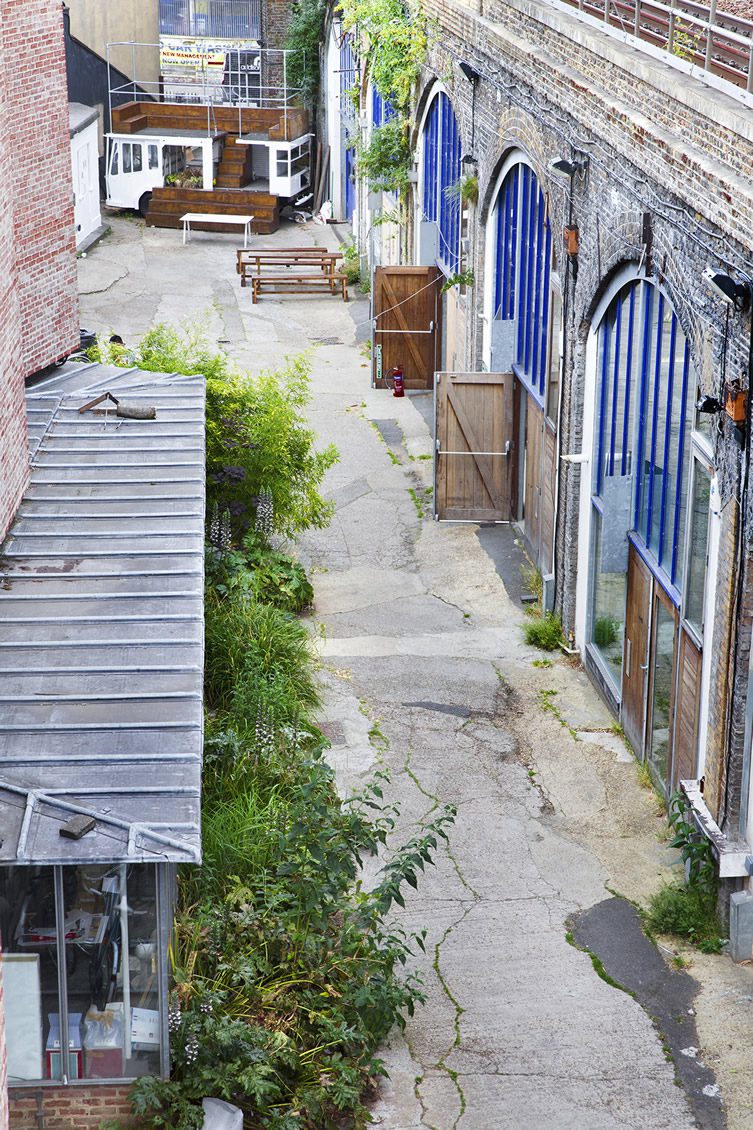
[9,1085,136,1129]
[0,0,80,537]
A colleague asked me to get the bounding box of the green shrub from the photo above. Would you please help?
[645,884,724,953]
[205,354,338,539]
[206,537,314,613]
[523,612,563,651]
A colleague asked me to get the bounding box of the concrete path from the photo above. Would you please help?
[77,217,753,1130]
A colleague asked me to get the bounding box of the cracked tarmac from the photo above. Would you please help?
[77,216,753,1130]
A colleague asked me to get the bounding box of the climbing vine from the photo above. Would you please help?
[285,0,327,104]
[338,0,428,113]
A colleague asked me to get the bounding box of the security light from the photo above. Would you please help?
[696,393,723,414]
[702,267,751,310]
[458,60,480,84]
[549,157,586,179]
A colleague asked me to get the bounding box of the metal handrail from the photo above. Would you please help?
[558,0,753,92]
[106,42,306,138]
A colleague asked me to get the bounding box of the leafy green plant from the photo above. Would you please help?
[341,235,362,285]
[523,612,563,650]
[445,174,478,206]
[339,0,428,114]
[284,0,326,104]
[441,269,474,293]
[645,792,725,953]
[352,118,412,193]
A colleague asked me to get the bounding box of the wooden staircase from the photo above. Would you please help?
[145,186,281,235]
[215,136,253,189]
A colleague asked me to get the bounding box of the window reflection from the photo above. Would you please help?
[0,864,161,1083]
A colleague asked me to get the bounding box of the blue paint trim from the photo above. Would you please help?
[621,287,636,477]
[671,337,691,583]
[596,313,611,496]
[634,283,653,530]
[646,289,665,550]
[511,362,546,409]
[608,294,623,479]
[658,310,678,570]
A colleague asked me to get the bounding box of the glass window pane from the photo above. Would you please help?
[148,145,159,170]
[111,145,119,176]
[590,508,627,689]
[123,145,132,174]
[132,144,143,172]
[685,463,711,636]
[66,864,160,1080]
[648,600,676,792]
[546,287,562,423]
[0,866,60,1082]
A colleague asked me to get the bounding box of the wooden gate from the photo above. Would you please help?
[372,266,442,390]
[434,371,514,522]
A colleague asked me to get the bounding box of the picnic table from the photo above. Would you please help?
[237,247,347,303]
[181,213,255,247]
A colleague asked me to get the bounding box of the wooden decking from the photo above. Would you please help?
[112,102,309,142]
[146,187,280,235]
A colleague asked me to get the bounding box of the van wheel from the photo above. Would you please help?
[138,192,152,218]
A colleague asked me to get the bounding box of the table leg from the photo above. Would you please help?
[182,221,188,246]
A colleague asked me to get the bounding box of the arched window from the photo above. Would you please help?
[420,92,461,274]
[339,33,357,221]
[491,163,552,401]
[590,277,697,685]
[371,86,396,127]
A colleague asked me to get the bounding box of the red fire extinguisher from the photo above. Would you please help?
[391,366,404,398]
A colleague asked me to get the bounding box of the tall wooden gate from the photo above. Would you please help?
[372,266,442,390]
[434,371,514,522]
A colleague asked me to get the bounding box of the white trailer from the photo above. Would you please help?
[105,130,223,215]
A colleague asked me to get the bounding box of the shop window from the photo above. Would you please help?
[0,864,163,1084]
[590,508,627,689]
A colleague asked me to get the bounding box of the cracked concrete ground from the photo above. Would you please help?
[77,217,753,1130]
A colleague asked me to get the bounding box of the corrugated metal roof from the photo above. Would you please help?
[0,362,205,865]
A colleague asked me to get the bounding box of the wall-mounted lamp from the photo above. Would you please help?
[461,153,478,173]
[696,393,723,414]
[549,157,587,180]
[458,60,481,84]
[702,267,751,311]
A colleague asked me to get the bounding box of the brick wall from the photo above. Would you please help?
[1,0,79,379]
[10,1085,136,1129]
[0,0,81,539]
[411,0,753,832]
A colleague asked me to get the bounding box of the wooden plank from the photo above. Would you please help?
[373,267,440,390]
[621,545,651,758]
[446,383,504,511]
[379,272,429,376]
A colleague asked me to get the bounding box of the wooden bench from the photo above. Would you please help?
[238,247,347,302]
[181,213,255,247]
[250,272,348,304]
[237,247,343,285]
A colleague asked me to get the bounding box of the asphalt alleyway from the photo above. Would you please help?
[77,217,753,1130]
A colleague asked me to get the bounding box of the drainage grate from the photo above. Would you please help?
[310,336,343,345]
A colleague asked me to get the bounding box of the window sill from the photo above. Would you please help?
[681,779,751,878]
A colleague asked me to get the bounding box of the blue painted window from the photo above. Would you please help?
[593,279,695,593]
[371,86,396,128]
[421,92,461,274]
[340,33,357,220]
[491,163,552,402]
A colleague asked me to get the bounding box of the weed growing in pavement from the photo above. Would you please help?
[532,658,553,668]
[523,612,564,651]
[408,486,432,518]
[538,689,580,741]
[645,793,726,954]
